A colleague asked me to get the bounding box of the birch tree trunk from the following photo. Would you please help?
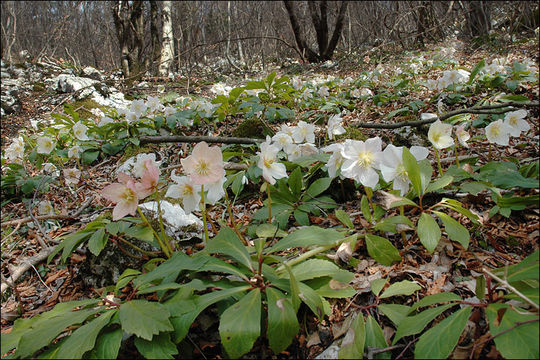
[159,0,174,77]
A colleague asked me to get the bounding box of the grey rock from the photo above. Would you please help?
[82,66,104,81]
[56,74,99,93]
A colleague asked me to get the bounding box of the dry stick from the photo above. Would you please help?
[483,267,539,310]
[352,101,539,129]
[1,196,94,228]
[139,135,261,145]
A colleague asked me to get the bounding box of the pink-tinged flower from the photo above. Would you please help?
[485,119,511,146]
[257,137,288,185]
[205,176,227,204]
[341,137,383,188]
[63,168,81,186]
[428,120,454,150]
[135,159,160,199]
[455,125,471,148]
[504,109,530,137]
[165,172,201,214]
[102,173,140,220]
[181,142,225,185]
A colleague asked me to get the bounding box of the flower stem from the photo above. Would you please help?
[435,148,444,176]
[267,182,272,224]
[155,191,174,255]
[200,184,210,246]
[137,207,170,258]
[400,205,407,246]
[224,190,249,246]
[488,143,492,161]
[455,145,460,168]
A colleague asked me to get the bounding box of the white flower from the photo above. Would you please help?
[166,172,202,214]
[455,125,471,148]
[438,69,470,89]
[72,122,90,141]
[38,200,54,215]
[146,96,164,113]
[36,136,55,154]
[257,137,287,185]
[163,106,176,117]
[130,99,147,117]
[300,88,312,100]
[272,132,294,151]
[350,88,361,98]
[63,168,81,186]
[133,153,161,178]
[5,136,25,162]
[318,86,330,98]
[322,143,345,178]
[360,88,373,96]
[279,124,295,138]
[485,119,511,146]
[421,113,438,121]
[68,145,82,159]
[90,108,104,118]
[341,137,383,188]
[98,116,114,127]
[327,114,346,140]
[380,144,429,195]
[503,109,530,137]
[292,120,315,144]
[205,176,226,204]
[30,119,39,130]
[210,82,232,96]
[125,111,140,123]
[428,120,454,149]
[291,77,303,91]
[42,163,59,177]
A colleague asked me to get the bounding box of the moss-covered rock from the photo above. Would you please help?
[338,126,367,141]
[232,117,271,139]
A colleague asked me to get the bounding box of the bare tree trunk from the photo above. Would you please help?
[466,1,491,37]
[111,0,145,78]
[149,0,161,75]
[1,1,17,63]
[159,1,174,76]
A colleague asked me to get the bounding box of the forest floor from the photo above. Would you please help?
[1,33,539,359]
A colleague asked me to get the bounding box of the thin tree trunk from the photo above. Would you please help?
[159,0,174,77]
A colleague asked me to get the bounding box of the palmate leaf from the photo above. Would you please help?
[414,307,472,359]
[266,287,299,354]
[118,300,173,341]
[219,289,262,359]
[87,328,123,359]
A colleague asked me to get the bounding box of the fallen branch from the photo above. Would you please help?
[139,135,261,145]
[353,101,539,129]
[1,246,57,295]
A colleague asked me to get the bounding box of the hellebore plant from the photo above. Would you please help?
[428,119,454,175]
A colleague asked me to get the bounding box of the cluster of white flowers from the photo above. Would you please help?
[483,58,507,76]
[210,82,233,96]
[350,88,373,98]
[190,99,216,118]
[436,69,470,90]
[485,110,530,146]
[4,136,25,162]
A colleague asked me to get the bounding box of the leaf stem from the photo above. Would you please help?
[155,191,174,255]
[267,182,272,224]
[200,184,210,246]
[137,207,170,258]
[435,148,444,176]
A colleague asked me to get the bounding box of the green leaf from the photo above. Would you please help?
[288,167,303,197]
[87,328,123,359]
[206,226,254,271]
[387,197,418,209]
[365,234,402,266]
[393,304,455,345]
[491,250,539,283]
[370,278,388,297]
[81,150,100,165]
[380,280,421,299]
[365,315,391,359]
[14,306,102,359]
[87,228,109,256]
[433,211,470,249]
[417,212,441,253]
[414,307,472,359]
[266,287,299,354]
[285,259,354,282]
[425,175,453,194]
[378,304,410,326]
[438,198,479,224]
[408,292,462,313]
[298,282,327,319]
[55,310,116,359]
[468,59,485,84]
[119,300,173,340]
[294,209,310,226]
[197,256,250,280]
[338,314,366,359]
[134,332,178,359]
[219,289,261,359]
[476,275,486,300]
[123,224,154,244]
[402,147,422,196]
[479,161,539,189]
[419,159,433,193]
[460,181,488,195]
[334,209,354,229]
[373,216,414,233]
[304,177,332,199]
[115,268,141,294]
[268,226,345,253]
[361,195,372,223]
[255,223,287,238]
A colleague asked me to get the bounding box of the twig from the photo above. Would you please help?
[353,101,538,129]
[469,318,539,359]
[483,267,539,310]
[164,162,248,172]
[366,344,404,358]
[139,135,261,145]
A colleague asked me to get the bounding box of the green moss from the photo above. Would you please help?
[14,63,27,70]
[338,126,367,141]
[121,145,158,162]
[232,118,271,139]
[66,99,104,120]
[32,82,46,93]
